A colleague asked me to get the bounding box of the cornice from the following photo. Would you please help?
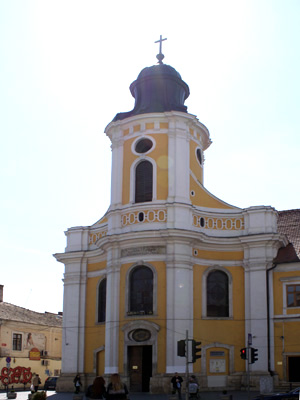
[53,251,87,264]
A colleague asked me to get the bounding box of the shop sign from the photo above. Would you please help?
[29,347,40,360]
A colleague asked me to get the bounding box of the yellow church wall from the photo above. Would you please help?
[122,133,169,204]
[190,139,203,184]
[118,261,167,373]
[190,175,236,209]
[97,350,105,376]
[193,264,246,372]
[96,216,108,225]
[84,272,106,373]
[273,320,300,380]
[193,249,244,261]
[206,347,229,375]
[87,261,107,273]
[122,138,138,204]
[150,134,168,200]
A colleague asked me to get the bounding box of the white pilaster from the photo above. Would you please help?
[61,256,86,374]
[244,260,269,372]
[166,241,193,373]
[110,134,124,208]
[167,118,190,204]
[104,247,121,374]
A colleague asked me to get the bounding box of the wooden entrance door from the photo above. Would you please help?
[128,345,152,392]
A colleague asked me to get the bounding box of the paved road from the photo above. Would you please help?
[0,390,262,400]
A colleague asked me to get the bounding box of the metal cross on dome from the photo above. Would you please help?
[155,35,167,64]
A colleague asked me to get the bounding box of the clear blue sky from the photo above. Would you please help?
[0,0,299,313]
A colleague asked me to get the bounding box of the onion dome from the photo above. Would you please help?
[112,63,190,122]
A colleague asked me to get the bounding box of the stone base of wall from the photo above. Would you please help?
[57,372,276,393]
[56,374,89,393]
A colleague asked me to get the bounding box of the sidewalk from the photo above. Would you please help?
[0,390,261,400]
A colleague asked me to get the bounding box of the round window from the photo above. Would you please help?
[135,138,153,154]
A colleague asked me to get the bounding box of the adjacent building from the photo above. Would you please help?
[54,50,300,393]
[0,285,62,389]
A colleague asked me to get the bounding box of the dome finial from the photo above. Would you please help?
[155,35,167,64]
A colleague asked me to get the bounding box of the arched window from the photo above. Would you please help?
[129,266,153,315]
[207,270,229,317]
[98,278,106,323]
[135,161,153,203]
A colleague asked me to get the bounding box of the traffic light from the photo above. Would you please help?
[192,340,202,362]
[250,348,258,364]
[177,340,186,357]
[240,347,247,360]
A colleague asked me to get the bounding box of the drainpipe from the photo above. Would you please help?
[266,263,277,375]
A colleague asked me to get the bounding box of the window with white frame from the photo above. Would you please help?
[207,270,229,317]
[129,266,153,315]
[202,266,233,319]
[287,284,300,308]
[13,333,22,351]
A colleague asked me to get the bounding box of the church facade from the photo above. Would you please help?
[54,52,300,393]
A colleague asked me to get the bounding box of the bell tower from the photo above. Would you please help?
[105,42,211,236]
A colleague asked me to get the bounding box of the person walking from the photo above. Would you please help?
[32,374,41,392]
[171,372,183,400]
[106,374,128,400]
[74,374,82,394]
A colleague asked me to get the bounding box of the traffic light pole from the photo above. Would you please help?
[177,331,202,400]
[185,330,189,400]
[247,347,250,400]
[247,334,251,400]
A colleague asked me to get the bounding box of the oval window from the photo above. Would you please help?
[132,329,151,342]
[135,138,153,154]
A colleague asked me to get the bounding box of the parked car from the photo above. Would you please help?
[44,376,59,391]
[252,387,300,399]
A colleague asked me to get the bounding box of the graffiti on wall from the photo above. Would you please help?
[0,367,32,385]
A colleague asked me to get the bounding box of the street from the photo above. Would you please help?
[0,390,262,400]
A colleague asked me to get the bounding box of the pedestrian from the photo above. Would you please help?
[188,375,199,398]
[74,374,82,394]
[89,376,106,399]
[32,374,41,392]
[106,374,128,400]
[189,375,198,384]
[171,372,183,400]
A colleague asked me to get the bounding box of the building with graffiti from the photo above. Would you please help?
[0,285,62,389]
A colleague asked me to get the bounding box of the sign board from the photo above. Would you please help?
[248,333,252,346]
[209,359,226,373]
[29,348,41,361]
